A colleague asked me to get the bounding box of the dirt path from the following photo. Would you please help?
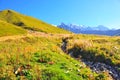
[0,31,73,42]
[28,30,72,38]
[0,35,26,42]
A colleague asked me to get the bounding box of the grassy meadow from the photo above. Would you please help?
[0,10,119,80]
[66,34,120,67]
[0,20,26,37]
[0,34,110,80]
[0,33,118,80]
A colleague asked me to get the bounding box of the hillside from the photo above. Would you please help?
[0,10,70,34]
[65,34,120,66]
[0,20,26,36]
[0,33,112,80]
[63,34,120,79]
[0,10,119,80]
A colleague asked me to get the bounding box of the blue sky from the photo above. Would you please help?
[0,0,120,29]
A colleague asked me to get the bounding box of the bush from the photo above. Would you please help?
[95,74,106,80]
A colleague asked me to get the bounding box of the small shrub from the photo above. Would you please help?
[13,22,25,26]
[95,74,106,80]
[115,39,120,45]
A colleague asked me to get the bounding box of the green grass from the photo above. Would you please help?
[0,10,71,34]
[0,20,26,36]
[0,9,118,80]
[66,34,120,67]
[0,35,110,80]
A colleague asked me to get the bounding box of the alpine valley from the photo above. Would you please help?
[0,10,120,80]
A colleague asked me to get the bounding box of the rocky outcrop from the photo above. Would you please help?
[82,60,120,80]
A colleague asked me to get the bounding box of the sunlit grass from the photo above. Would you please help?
[0,20,26,37]
[0,9,118,80]
[67,34,120,66]
[0,35,110,80]
[0,10,70,34]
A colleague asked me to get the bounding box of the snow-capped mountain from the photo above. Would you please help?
[57,23,120,36]
[58,23,109,31]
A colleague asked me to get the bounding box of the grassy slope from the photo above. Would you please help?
[0,35,111,80]
[66,34,120,67]
[0,20,26,37]
[0,10,70,34]
[0,10,117,80]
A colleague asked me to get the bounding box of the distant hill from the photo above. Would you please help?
[79,29,120,36]
[0,20,26,36]
[58,23,120,36]
[0,10,70,34]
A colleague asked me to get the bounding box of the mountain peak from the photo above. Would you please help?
[96,25,109,31]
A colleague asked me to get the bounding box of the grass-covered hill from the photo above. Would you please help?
[0,34,112,80]
[0,9,119,80]
[0,20,26,37]
[0,10,70,34]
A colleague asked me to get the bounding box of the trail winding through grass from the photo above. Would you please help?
[0,30,72,42]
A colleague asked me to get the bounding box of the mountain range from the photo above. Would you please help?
[58,23,120,36]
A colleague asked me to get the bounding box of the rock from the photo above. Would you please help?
[81,59,120,80]
[48,61,54,65]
